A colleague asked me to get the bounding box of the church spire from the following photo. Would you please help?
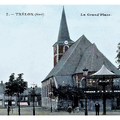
[53,7,74,67]
[57,6,70,43]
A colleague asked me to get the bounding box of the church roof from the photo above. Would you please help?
[42,35,120,83]
[75,43,120,75]
[54,7,74,45]
[55,76,75,86]
[43,35,92,81]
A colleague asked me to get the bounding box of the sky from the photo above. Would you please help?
[0,4,120,87]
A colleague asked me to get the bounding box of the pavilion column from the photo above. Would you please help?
[103,77,106,115]
[103,85,106,115]
[112,78,114,92]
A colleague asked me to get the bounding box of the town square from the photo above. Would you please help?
[0,3,120,116]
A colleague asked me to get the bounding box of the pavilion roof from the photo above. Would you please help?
[89,65,120,79]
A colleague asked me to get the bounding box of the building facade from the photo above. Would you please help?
[0,81,41,108]
[41,7,120,111]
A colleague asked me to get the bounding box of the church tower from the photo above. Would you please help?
[53,7,74,67]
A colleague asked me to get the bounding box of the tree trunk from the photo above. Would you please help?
[18,94,20,115]
[7,104,10,115]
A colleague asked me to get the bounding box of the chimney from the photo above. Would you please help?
[1,81,3,84]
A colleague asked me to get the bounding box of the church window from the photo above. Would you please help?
[63,45,69,53]
[75,75,81,87]
[80,77,86,88]
[54,46,57,54]
[88,79,92,85]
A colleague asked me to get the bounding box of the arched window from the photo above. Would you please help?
[63,45,69,53]
[81,77,86,88]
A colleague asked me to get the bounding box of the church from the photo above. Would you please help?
[41,7,120,110]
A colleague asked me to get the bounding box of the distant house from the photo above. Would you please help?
[0,81,5,107]
[41,7,120,110]
[20,87,41,106]
[0,81,41,107]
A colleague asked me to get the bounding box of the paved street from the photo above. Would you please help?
[0,107,120,115]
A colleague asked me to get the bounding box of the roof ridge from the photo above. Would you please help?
[57,35,92,75]
[43,35,93,81]
[91,43,97,71]
[44,35,92,80]
[74,41,120,74]
[57,37,83,75]
[74,43,100,73]
[73,37,92,73]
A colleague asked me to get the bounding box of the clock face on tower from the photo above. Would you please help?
[64,40,68,45]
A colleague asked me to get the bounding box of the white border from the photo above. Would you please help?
[0,0,120,5]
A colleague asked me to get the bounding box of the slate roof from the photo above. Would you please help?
[75,43,120,75]
[54,7,74,45]
[43,35,92,81]
[42,35,120,85]
[55,76,75,86]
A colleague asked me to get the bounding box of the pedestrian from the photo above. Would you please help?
[95,102,100,115]
[7,106,10,115]
[72,102,75,113]
[67,104,72,114]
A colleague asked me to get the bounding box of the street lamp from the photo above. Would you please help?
[83,67,88,115]
[17,93,21,115]
[31,87,36,115]
[72,95,75,112]
[98,78,109,115]
[7,95,11,115]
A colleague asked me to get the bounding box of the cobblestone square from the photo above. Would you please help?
[0,107,120,116]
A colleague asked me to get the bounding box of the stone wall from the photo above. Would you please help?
[42,97,58,110]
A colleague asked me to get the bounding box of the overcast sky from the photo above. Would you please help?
[0,5,120,87]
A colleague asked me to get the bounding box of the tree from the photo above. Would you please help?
[52,84,84,100]
[116,43,120,69]
[52,84,84,110]
[5,73,27,115]
[5,73,15,96]
[5,73,15,115]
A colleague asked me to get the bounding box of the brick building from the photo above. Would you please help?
[41,7,120,110]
